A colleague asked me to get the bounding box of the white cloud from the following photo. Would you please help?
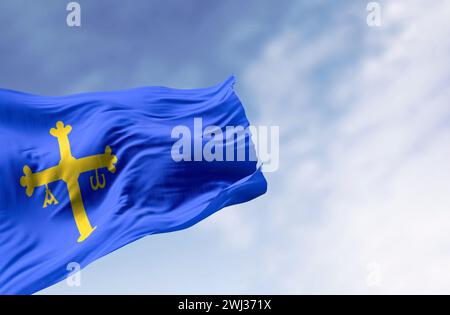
[234,0,450,293]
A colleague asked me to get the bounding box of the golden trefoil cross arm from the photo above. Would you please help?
[20,121,118,242]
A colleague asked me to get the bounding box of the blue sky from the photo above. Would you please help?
[2,0,450,294]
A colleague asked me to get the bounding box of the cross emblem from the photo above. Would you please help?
[20,121,118,242]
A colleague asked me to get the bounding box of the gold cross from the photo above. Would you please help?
[20,121,118,243]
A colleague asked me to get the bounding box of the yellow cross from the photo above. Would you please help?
[20,121,118,243]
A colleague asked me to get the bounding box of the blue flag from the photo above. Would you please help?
[0,76,267,294]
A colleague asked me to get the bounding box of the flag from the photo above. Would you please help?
[0,76,267,294]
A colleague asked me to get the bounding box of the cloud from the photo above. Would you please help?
[233,0,450,293]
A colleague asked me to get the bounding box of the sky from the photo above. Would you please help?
[1,0,450,294]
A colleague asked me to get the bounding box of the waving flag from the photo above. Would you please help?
[0,77,267,294]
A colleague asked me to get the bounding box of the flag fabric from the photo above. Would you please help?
[0,76,267,294]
